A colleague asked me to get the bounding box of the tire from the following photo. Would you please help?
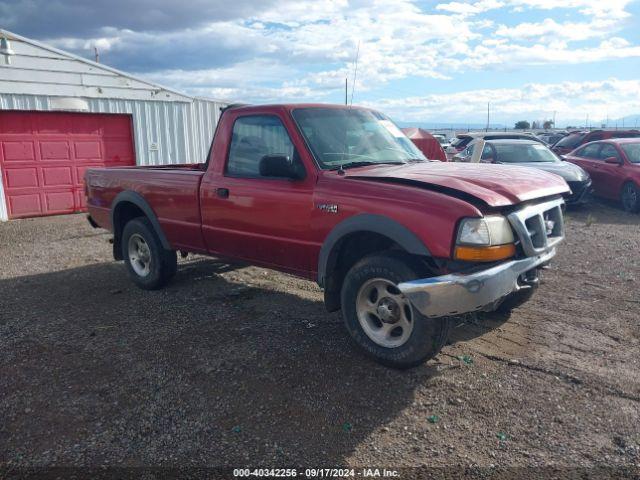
[621,182,640,213]
[121,217,177,290]
[340,253,453,369]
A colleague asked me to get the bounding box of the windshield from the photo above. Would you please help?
[452,136,472,148]
[292,108,425,169]
[491,143,559,163]
[555,133,585,149]
[621,143,640,163]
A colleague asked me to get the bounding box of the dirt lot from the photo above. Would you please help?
[1,201,639,476]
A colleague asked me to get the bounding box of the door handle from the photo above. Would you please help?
[216,188,229,198]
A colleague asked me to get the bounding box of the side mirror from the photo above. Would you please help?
[259,154,304,179]
[559,155,567,161]
[604,156,622,165]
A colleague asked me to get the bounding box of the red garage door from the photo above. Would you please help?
[0,111,135,219]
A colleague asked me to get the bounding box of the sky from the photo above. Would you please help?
[1,0,640,127]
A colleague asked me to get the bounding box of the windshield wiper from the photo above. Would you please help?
[330,161,406,171]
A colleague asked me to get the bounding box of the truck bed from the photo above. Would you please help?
[85,165,208,253]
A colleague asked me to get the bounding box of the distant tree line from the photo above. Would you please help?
[514,120,555,130]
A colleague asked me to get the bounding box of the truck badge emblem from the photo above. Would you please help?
[317,203,338,214]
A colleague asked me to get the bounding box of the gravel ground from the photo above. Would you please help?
[1,202,639,477]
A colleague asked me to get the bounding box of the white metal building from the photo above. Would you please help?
[0,29,227,221]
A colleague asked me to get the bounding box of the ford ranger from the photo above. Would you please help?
[86,104,569,368]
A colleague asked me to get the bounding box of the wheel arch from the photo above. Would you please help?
[318,214,432,312]
[621,178,640,191]
[110,191,171,260]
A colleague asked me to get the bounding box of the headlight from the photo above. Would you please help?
[455,216,516,262]
[457,216,514,246]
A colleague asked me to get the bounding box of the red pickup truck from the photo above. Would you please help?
[86,104,569,368]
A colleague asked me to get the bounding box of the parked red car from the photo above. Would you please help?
[552,129,640,156]
[564,138,640,212]
[401,127,447,161]
[86,104,568,368]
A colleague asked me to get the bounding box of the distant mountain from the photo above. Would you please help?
[396,121,506,131]
[605,114,640,129]
[396,114,640,131]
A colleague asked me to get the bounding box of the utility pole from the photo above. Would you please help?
[94,47,99,63]
[553,111,557,129]
[486,102,490,131]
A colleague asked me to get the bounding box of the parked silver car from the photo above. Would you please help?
[445,131,544,159]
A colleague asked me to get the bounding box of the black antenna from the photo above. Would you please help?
[350,41,360,106]
[337,41,361,176]
[345,78,348,105]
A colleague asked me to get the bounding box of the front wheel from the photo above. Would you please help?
[121,217,177,290]
[341,253,453,369]
[621,182,640,213]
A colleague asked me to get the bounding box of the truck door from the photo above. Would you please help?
[571,143,604,195]
[597,143,626,199]
[200,112,316,277]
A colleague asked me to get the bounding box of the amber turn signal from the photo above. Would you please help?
[454,243,516,262]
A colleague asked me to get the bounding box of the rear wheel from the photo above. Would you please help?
[621,182,640,213]
[341,253,453,369]
[121,217,177,290]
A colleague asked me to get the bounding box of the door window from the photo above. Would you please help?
[226,115,302,178]
[480,144,493,161]
[464,144,475,156]
[575,143,601,159]
[599,144,621,161]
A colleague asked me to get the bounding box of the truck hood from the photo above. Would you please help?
[345,162,570,207]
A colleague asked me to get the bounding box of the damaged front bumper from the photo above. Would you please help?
[398,248,556,318]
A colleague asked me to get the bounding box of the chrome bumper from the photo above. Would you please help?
[398,248,556,318]
[399,197,565,318]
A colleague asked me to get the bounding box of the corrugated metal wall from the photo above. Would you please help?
[0,94,225,166]
[0,94,227,220]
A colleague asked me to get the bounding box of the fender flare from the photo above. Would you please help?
[317,214,431,287]
[110,191,171,250]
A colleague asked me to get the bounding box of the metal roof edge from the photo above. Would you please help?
[0,28,200,103]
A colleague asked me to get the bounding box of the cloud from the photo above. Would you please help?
[368,78,640,125]
[462,37,640,69]
[436,0,633,19]
[49,23,280,71]
[43,0,471,90]
[510,0,632,20]
[0,0,284,37]
[2,0,639,121]
[495,18,616,42]
[436,0,505,16]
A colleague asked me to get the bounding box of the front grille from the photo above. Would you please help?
[507,198,565,257]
